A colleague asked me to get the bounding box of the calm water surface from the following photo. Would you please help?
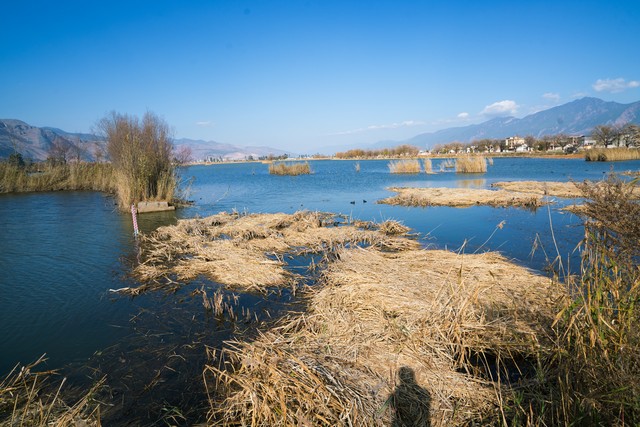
[1,157,638,422]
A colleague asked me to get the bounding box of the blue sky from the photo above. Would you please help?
[1,0,639,153]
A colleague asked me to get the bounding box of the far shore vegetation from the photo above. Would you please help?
[585,146,640,161]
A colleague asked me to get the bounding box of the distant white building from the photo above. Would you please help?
[505,136,526,151]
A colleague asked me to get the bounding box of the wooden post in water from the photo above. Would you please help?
[131,204,139,236]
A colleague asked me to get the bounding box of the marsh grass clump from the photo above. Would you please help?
[388,159,421,174]
[268,161,311,175]
[422,158,433,174]
[0,356,104,426]
[585,147,640,161]
[553,175,640,424]
[456,156,487,173]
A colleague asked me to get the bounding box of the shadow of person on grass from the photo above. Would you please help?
[389,366,431,427]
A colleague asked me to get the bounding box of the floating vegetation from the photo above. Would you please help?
[388,159,421,174]
[492,180,583,198]
[585,147,640,161]
[125,211,418,295]
[268,161,311,175]
[379,187,545,208]
[456,156,487,173]
[205,245,562,425]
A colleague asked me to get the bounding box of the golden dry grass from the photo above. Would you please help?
[456,156,487,173]
[379,187,545,208]
[585,147,640,161]
[492,180,583,198]
[423,158,433,174]
[388,159,422,174]
[206,245,562,426]
[268,161,311,175]
[127,211,418,294]
[0,356,104,426]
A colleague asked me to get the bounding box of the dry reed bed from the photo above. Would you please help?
[379,187,545,208]
[585,147,640,161]
[268,161,311,175]
[388,159,422,174]
[128,211,418,294]
[492,180,583,198]
[206,245,562,426]
[493,180,640,200]
[456,156,487,173]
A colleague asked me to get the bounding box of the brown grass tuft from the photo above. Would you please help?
[268,161,311,175]
[388,160,421,174]
[456,156,487,173]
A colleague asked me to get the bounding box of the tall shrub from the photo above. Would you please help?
[98,111,175,209]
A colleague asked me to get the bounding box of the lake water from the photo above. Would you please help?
[1,157,638,423]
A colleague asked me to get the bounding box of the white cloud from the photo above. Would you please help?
[332,120,425,136]
[457,112,470,119]
[481,100,519,117]
[196,120,213,127]
[542,92,560,102]
[592,78,640,93]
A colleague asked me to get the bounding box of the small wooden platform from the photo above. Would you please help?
[137,201,175,213]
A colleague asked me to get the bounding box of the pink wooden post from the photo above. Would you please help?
[131,204,139,236]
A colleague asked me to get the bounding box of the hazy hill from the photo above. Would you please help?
[173,138,291,161]
[0,119,105,161]
[0,119,291,162]
[399,97,640,149]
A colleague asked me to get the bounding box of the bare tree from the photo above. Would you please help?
[173,145,193,165]
[591,125,619,147]
[619,124,640,148]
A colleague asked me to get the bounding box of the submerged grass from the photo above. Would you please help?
[456,156,487,173]
[388,159,421,174]
[379,186,545,208]
[585,147,640,161]
[268,161,311,175]
[0,356,104,426]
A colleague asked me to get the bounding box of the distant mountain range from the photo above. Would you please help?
[395,97,640,149]
[2,97,639,160]
[0,119,290,162]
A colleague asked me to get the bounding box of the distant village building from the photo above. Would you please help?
[504,136,530,152]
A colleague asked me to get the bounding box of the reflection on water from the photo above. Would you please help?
[1,157,638,423]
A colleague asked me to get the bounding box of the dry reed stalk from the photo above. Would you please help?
[456,156,487,173]
[206,245,562,425]
[422,158,433,174]
[585,147,640,161]
[0,356,104,426]
[388,160,421,174]
[128,211,418,294]
[268,161,311,175]
[379,187,545,208]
